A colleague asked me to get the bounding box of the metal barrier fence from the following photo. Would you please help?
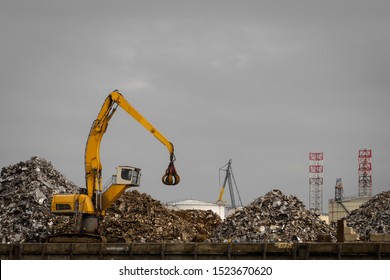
[1,242,389,260]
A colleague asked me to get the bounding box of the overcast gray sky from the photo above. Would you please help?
[1,0,389,212]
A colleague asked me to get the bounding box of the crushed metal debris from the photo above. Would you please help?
[346,191,390,240]
[210,189,336,242]
[100,190,222,243]
[0,156,79,243]
[1,158,343,244]
[0,157,221,243]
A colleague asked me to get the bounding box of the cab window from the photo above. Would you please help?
[121,169,132,181]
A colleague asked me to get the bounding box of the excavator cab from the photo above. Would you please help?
[115,166,141,186]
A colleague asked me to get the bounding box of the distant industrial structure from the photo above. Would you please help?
[328,196,370,224]
[166,159,244,220]
[358,149,372,197]
[215,159,243,216]
[328,148,373,224]
[334,177,343,201]
[309,152,324,215]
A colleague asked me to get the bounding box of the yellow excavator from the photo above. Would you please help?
[50,90,179,242]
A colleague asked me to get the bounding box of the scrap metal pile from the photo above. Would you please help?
[0,157,222,243]
[100,190,222,243]
[211,189,335,242]
[1,157,339,244]
[346,191,390,240]
[0,156,79,243]
[174,209,222,241]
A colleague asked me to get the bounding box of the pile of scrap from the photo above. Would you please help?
[173,209,222,241]
[0,157,221,243]
[211,189,335,242]
[100,190,222,243]
[0,156,79,243]
[346,191,390,240]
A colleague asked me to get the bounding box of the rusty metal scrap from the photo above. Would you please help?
[171,209,222,242]
[210,189,336,242]
[1,157,340,244]
[0,157,222,243]
[0,156,79,243]
[100,190,222,243]
[346,191,390,240]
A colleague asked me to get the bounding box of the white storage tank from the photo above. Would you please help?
[166,199,225,220]
[328,196,371,223]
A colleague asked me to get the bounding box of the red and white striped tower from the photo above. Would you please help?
[309,152,323,215]
[358,149,372,197]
